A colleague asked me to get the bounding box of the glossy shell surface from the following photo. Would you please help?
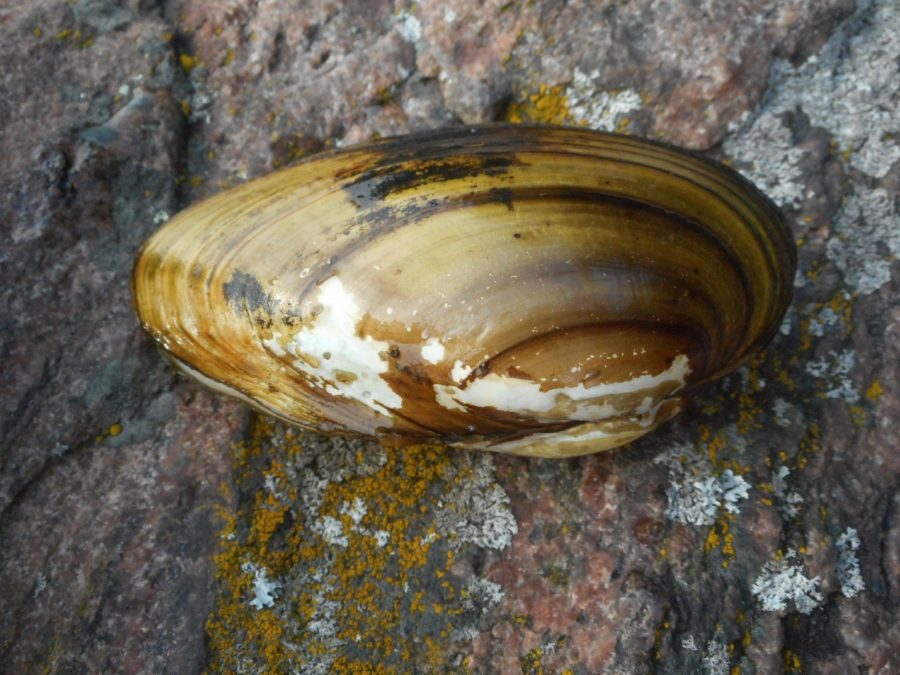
[133,125,795,457]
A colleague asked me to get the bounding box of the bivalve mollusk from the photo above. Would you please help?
[132,125,795,457]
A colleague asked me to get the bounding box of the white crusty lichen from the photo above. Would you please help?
[315,515,349,548]
[726,0,899,187]
[724,113,808,208]
[826,189,900,295]
[665,468,751,527]
[806,299,849,338]
[567,68,643,131]
[751,549,823,614]
[679,634,731,673]
[242,562,280,610]
[395,10,423,43]
[771,465,804,520]
[835,527,865,598]
[791,0,899,179]
[772,398,792,428]
[804,349,860,404]
[701,637,731,675]
[725,0,899,298]
[435,453,518,549]
[466,576,504,613]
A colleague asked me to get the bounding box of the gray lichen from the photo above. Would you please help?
[662,447,751,527]
[835,527,865,598]
[751,549,824,614]
[723,0,899,311]
[826,189,900,295]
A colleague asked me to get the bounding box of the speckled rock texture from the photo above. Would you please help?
[1,0,897,672]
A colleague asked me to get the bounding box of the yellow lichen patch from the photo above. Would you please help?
[705,515,736,568]
[207,415,505,671]
[848,405,868,427]
[652,618,670,661]
[783,648,803,673]
[505,83,573,125]
[865,379,884,401]
[734,354,767,435]
[705,527,720,552]
[804,257,825,285]
[827,292,855,333]
[54,27,92,48]
[521,637,569,674]
[795,423,821,470]
[799,291,855,351]
[179,52,200,73]
[95,421,124,443]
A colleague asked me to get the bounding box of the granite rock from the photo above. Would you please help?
[1,0,898,672]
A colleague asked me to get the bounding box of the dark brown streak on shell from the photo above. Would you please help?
[343,154,520,209]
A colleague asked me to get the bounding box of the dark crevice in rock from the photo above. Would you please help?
[878,482,900,606]
[164,32,200,211]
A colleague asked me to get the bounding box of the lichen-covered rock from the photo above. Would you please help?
[1,0,898,672]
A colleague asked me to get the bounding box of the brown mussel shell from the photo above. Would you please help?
[132,125,795,457]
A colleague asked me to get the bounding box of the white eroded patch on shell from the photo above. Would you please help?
[434,354,691,423]
[421,337,446,364]
[451,360,473,383]
[285,276,402,416]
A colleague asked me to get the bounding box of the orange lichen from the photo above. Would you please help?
[206,415,497,671]
[505,83,573,125]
